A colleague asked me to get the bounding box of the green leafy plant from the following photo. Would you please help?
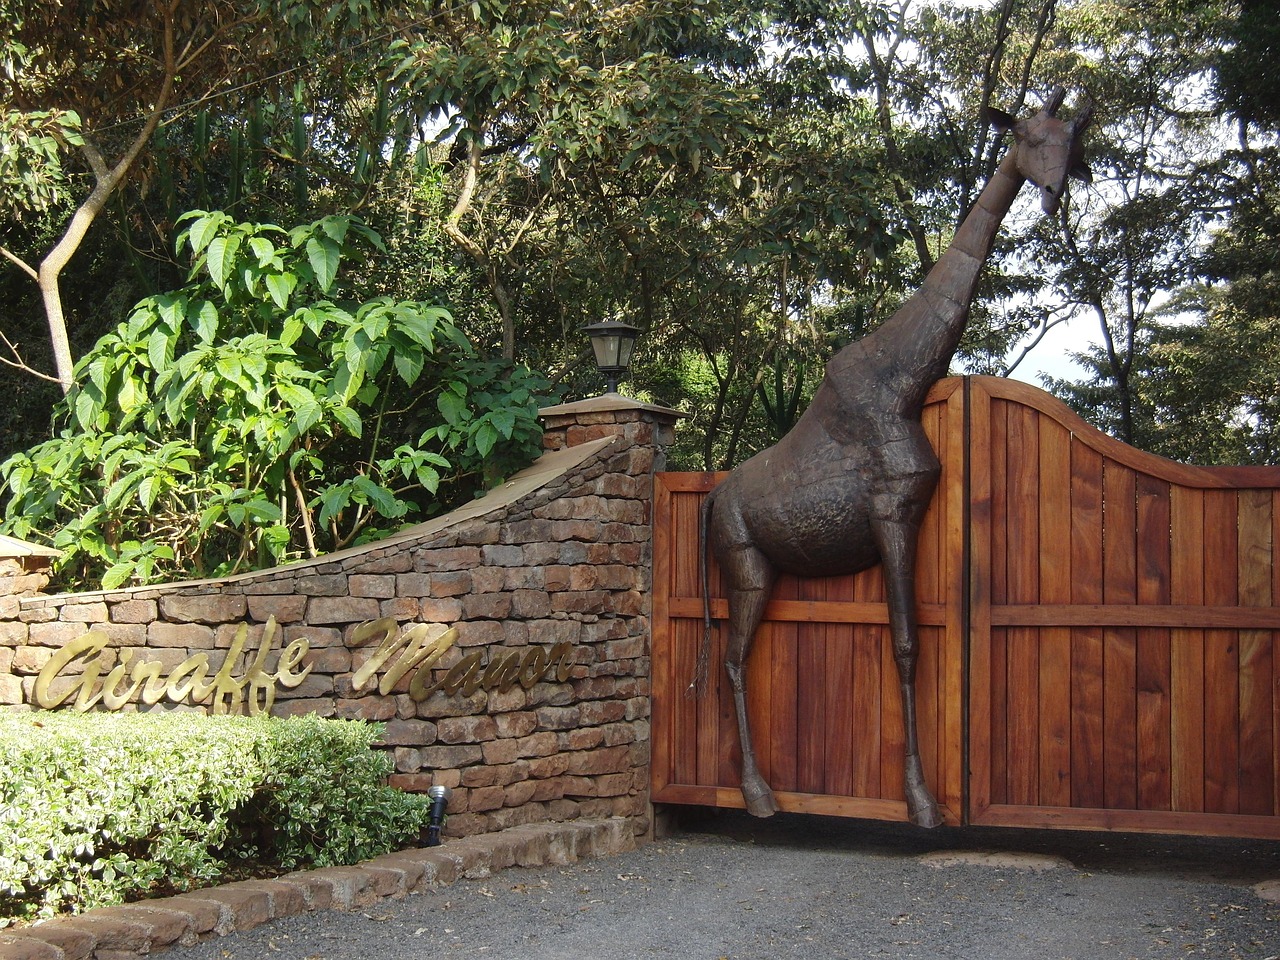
[0,711,431,925]
[1,211,550,588]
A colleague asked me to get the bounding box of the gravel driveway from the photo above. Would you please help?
[175,810,1280,960]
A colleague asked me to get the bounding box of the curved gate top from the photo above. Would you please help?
[651,375,1280,839]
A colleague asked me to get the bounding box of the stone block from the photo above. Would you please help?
[481,738,521,765]
[420,743,484,767]
[437,714,498,744]
[416,547,482,571]
[108,904,196,948]
[396,573,432,596]
[527,753,572,779]
[461,593,511,620]
[295,574,350,596]
[503,779,538,807]
[559,727,605,751]
[493,711,537,739]
[247,595,308,623]
[510,589,552,618]
[350,553,413,574]
[378,718,438,746]
[281,866,369,910]
[178,883,271,932]
[11,645,50,673]
[534,705,581,730]
[431,571,473,596]
[145,621,217,649]
[108,598,157,623]
[479,544,525,567]
[0,675,23,704]
[0,933,70,960]
[159,594,247,624]
[379,597,419,621]
[26,621,89,647]
[516,730,559,757]
[349,574,396,598]
[469,567,506,593]
[361,853,429,892]
[306,596,381,624]
[419,597,463,622]
[144,894,222,938]
[335,697,397,721]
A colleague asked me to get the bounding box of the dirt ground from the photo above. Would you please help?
[174,808,1280,960]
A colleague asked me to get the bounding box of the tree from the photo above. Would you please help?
[0,0,408,392]
[0,212,549,589]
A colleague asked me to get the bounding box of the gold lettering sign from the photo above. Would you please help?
[34,617,312,716]
[350,617,573,700]
[32,616,575,716]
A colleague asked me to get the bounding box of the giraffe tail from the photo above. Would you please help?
[688,489,716,698]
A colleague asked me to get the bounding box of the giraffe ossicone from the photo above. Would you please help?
[696,88,1095,827]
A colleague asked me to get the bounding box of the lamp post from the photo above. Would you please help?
[580,318,639,395]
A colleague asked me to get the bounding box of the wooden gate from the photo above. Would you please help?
[650,376,1280,838]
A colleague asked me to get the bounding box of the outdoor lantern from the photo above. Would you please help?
[580,318,640,395]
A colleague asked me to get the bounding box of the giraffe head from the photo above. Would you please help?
[986,87,1095,214]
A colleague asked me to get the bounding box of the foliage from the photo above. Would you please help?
[0,212,550,589]
[0,711,429,925]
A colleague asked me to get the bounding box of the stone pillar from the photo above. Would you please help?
[0,537,58,706]
[538,395,684,473]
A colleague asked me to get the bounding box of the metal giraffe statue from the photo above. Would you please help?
[696,88,1095,827]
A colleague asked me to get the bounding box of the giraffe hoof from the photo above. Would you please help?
[741,779,781,818]
[908,796,944,829]
[904,756,942,828]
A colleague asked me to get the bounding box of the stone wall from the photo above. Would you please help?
[0,398,681,840]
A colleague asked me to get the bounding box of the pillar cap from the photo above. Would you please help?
[539,393,687,421]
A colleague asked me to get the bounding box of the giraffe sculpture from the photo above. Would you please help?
[696,88,1094,827]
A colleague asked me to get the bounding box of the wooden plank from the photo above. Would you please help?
[987,604,1280,629]
[796,576,828,796]
[881,619,906,803]
[1039,418,1072,807]
[850,623,882,798]
[1203,489,1240,815]
[1071,439,1106,809]
[1136,474,1172,811]
[971,802,1280,840]
[1237,489,1274,816]
[967,378,995,821]
[1103,458,1138,810]
[938,382,967,817]
[671,597,949,625]
[824,621,856,797]
[768,574,800,794]
[1170,485,1206,813]
[650,475,676,796]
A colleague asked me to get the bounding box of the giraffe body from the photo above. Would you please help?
[698,89,1094,826]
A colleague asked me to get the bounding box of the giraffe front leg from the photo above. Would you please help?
[872,512,943,829]
[722,549,780,818]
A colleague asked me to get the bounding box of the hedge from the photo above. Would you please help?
[0,711,431,924]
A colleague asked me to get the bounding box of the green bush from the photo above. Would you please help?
[0,711,431,925]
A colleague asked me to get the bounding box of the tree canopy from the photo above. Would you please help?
[4,0,1280,584]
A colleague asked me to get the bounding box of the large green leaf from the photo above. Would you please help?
[306,236,341,293]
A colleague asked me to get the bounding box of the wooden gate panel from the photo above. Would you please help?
[969,377,1280,837]
[650,381,966,823]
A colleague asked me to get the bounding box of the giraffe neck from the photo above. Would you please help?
[870,150,1026,392]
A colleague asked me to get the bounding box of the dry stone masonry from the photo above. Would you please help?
[0,397,682,842]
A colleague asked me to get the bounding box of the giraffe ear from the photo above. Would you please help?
[984,107,1017,132]
[1070,160,1093,183]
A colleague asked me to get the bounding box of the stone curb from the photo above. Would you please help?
[0,818,638,960]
